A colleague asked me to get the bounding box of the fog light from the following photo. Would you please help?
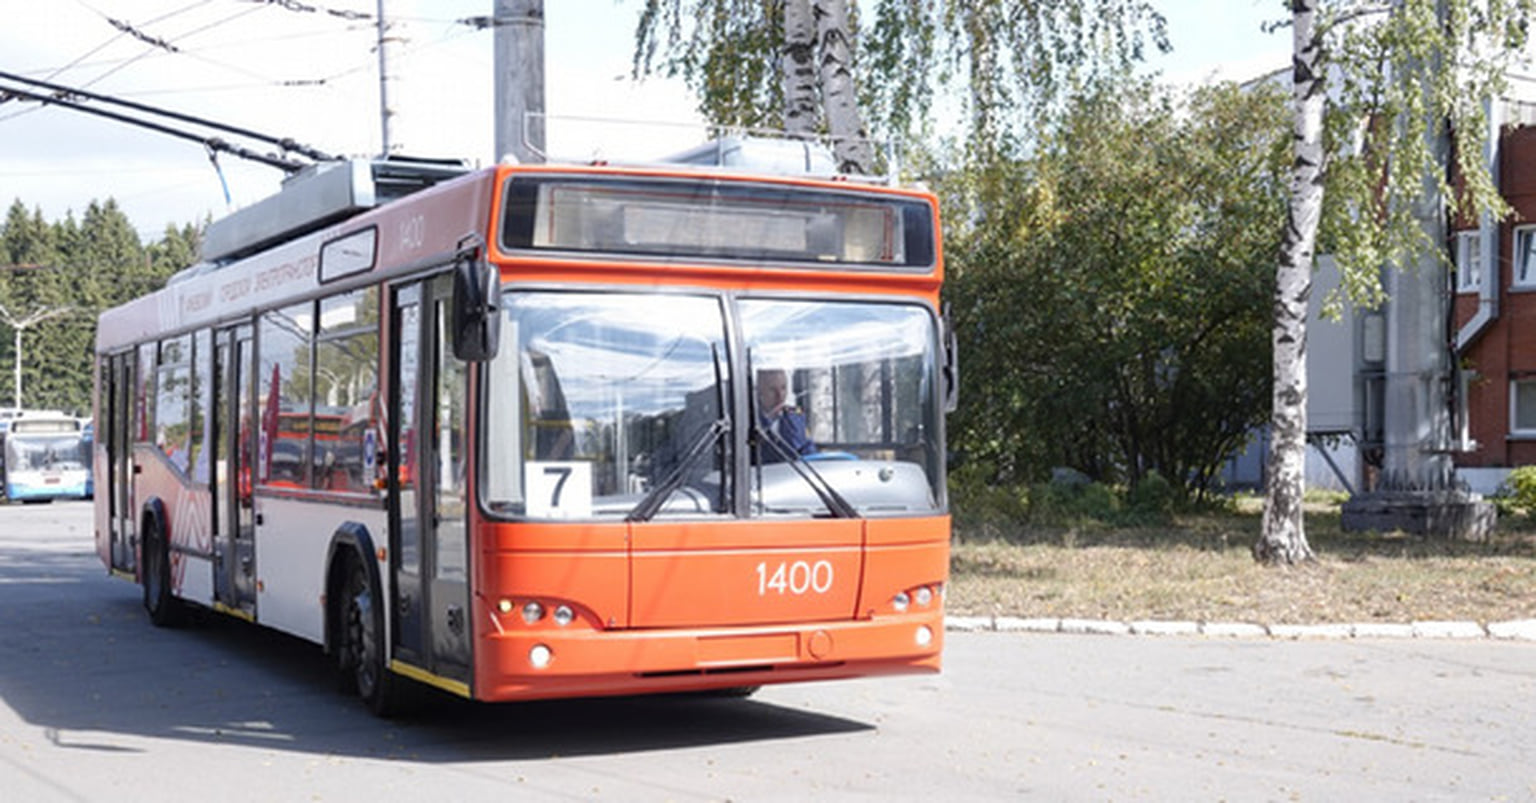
[553,605,574,626]
[522,601,544,624]
[914,586,933,607]
[915,625,933,647]
[497,598,513,614]
[892,591,910,612]
[529,644,553,668]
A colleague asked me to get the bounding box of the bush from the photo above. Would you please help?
[1501,466,1536,517]
[1027,478,1120,525]
[949,461,1027,541]
[1126,470,1175,518]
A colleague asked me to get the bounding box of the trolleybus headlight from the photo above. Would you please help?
[915,626,934,647]
[553,605,575,627]
[891,591,910,612]
[529,644,553,668]
[497,598,514,614]
[914,586,934,607]
[522,601,545,624]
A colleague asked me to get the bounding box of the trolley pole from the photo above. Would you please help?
[493,0,546,163]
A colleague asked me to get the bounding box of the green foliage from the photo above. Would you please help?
[1027,479,1121,525]
[1126,470,1174,517]
[1312,0,1534,313]
[944,79,1289,501]
[0,198,192,414]
[952,468,1189,542]
[1501,466,1536,517]
[629,0,1169,151]
[948,460,1028,542]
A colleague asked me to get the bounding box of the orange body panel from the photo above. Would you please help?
[471,514,948,702]
[629,519,865,628]
[473,609,944,702]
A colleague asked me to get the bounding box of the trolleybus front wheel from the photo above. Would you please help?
[338,555,402,717]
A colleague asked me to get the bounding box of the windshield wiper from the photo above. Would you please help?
[746,352,857,520]
[754,422,859,519]
[627,417,728,522]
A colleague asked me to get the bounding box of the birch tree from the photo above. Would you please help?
[1256,0,1533,565]
[813,0,874,172]
[631,0,1167,168]
[781,0,818,137]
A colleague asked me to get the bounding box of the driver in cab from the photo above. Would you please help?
[756,368,816,462]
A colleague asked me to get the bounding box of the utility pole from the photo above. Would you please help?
[376,0,401,155]
[493,0,546,163]
[0,304,72,410]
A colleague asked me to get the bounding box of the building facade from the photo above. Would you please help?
[1452,103,1536,492]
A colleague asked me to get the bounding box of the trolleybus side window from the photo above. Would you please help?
[314,287,381,494]
[258,301,314,488]
[191,329,213,484]
[155,334,192,474]
[135,342,155,443]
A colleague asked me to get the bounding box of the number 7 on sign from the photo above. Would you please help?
[526,461,592,518]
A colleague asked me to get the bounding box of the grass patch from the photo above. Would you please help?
[948,505,1536,625]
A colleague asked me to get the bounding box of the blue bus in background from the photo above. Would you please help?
[3,415,92,503]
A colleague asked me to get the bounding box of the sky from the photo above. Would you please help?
[0,0,1292,241]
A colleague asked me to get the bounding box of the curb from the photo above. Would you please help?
[945,616,1536,642]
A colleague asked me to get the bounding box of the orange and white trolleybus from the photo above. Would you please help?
[93,146,953,714]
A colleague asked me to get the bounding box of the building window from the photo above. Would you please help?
[1514,226,1536,289]
[1454,230,1481,293]
[1457,368,1478,450]
[1512,378,1536,434]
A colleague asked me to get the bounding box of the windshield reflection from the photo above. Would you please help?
[484,293,730,518]
[482,292,943,519]
[742,299,943,515]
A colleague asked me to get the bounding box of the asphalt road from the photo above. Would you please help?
[2,500,1533,801]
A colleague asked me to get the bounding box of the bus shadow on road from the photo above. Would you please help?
[0,553,871,761]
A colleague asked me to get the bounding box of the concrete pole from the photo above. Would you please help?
[1379,163,1451,491]
[376,0,400,155]
[493,0,546,163]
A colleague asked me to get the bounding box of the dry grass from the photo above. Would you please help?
[947,503,1536,625]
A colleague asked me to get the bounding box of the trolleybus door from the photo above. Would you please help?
[105,352,136,574]
[214,325,257,615]
[389,279,472,684]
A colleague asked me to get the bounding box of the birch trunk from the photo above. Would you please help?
[812,0,875,174]
[1256,0,1322,565]
[781,0,819,137]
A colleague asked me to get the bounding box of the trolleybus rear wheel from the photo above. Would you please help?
[142,522,184,627]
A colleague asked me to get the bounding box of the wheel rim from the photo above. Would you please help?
[345,564,379,699]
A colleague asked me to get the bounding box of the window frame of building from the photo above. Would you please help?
[1454,230,1481,293]
[1510,377,1536,436]
[1513,225,1536,290]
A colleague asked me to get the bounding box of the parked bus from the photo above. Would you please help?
[5,414,92,502]
[93,148,953,714]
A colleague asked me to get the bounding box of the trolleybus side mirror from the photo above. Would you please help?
[451,237,501,362]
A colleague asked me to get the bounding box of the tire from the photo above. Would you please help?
[142,521,185,627]
[337,554,401,716]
